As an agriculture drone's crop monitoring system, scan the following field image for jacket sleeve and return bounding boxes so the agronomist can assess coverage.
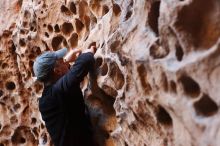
[53,52,95,93]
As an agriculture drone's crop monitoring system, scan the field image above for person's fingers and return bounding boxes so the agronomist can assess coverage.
[76,52,80,57]
[64,49,81,62]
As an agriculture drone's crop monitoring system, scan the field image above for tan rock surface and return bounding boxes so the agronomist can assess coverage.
[0,0,220,146]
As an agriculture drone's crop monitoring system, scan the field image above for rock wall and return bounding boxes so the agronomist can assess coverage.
[0,0,220,146]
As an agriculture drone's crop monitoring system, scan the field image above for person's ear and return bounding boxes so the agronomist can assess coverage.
[54,67,59,74]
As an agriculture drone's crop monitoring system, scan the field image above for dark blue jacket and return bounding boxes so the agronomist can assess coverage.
[39,52,95,146]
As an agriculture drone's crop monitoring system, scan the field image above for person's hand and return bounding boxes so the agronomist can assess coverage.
[82,46,96,54]
[64,48,81,62]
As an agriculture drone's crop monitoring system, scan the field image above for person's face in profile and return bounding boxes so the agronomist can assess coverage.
[54,59,70,77]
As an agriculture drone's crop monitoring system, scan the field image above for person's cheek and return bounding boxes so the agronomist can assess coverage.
[64,63,70,70]
[61,65,68,74]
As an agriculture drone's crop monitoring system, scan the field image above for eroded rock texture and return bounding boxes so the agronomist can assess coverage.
[0,0,220,146]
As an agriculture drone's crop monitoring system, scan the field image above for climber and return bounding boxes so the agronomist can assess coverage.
[33,46,97,146]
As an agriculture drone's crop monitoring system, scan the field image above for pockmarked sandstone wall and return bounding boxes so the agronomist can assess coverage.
[0,0,220,146]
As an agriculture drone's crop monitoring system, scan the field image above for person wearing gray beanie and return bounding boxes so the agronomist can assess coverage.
[33,46,98,146]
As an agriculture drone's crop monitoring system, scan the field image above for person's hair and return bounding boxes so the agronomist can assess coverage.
[37,70,54,83]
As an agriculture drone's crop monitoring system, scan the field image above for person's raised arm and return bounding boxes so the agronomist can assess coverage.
[53,46,96,93]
